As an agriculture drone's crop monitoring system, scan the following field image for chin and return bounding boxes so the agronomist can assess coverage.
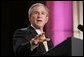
[36,24,44,29]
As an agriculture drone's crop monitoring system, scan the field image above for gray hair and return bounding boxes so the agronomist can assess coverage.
[28,3,49,17]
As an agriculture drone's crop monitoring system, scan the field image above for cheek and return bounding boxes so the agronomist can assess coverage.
[43,17,48,23]
[30,15,37,21]
[31,15,36,19]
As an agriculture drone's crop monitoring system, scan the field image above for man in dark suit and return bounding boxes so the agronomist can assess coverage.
[13,3,54,56]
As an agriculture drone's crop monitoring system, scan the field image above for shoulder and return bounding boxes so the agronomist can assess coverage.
[14,26,31,33]
[13,27,30,37]
[14,26,35,36]
[14,27,28,34]
[20,27,28,31]
[15,25,34,32]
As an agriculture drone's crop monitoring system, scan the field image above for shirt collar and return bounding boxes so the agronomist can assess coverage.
[31,24,43,35]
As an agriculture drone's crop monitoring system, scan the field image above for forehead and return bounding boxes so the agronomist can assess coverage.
[32,5,46,12]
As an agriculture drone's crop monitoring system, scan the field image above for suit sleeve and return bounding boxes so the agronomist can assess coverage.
[13,29,32,56]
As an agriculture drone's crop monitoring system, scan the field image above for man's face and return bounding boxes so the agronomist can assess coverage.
[29,5,48,29]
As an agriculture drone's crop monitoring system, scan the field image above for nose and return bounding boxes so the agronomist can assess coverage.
[37,14,41,19]
[37,16,41,18]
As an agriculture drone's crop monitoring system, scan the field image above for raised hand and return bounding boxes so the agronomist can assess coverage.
[31,32,50,45]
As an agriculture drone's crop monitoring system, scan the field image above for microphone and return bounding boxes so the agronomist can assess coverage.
[77,24,83,31]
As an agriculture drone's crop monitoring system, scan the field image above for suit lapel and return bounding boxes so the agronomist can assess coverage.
[25,26,38,41]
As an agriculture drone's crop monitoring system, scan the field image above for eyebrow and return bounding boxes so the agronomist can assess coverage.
[33,10,47,13]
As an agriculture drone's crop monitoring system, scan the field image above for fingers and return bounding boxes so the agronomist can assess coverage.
[32,32,50,45]
[35,32,45,39]
[43,38,50,41]
[31,38,39,45]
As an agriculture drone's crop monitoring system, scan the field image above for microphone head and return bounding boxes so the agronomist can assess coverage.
[77,24,83,31]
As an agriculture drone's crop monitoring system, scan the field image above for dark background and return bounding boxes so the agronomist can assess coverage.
[1,1,45,56]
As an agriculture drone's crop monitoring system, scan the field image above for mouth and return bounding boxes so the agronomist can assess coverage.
[37,19,42,22]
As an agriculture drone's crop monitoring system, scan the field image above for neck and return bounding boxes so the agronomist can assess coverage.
[31,24,43,32]
[38,28,43,32]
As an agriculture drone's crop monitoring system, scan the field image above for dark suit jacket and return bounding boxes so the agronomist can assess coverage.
[13,26,53,56]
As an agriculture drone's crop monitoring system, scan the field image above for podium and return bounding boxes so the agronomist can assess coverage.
[43,38,71,56]
[72,37,83,56]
